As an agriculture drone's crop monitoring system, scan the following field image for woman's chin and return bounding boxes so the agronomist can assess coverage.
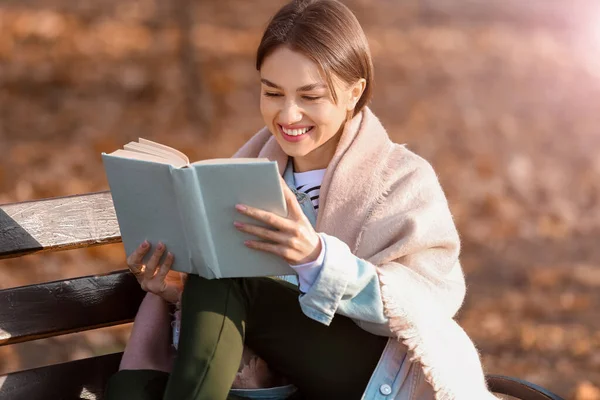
[275,139,313,158]
[283,147,313,158]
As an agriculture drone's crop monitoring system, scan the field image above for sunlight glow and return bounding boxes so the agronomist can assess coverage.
[593,21,600,48]
[79,387,97,400]
[581,9,600,80]
[590,5,600,50]
[0,328,10,341]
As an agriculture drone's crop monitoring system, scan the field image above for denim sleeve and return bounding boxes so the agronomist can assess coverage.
[297,233,389,332]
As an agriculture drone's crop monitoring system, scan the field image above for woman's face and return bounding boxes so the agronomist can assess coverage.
[259,47,364,172]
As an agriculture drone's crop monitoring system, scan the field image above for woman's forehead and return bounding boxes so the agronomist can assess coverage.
[260,47,327,89]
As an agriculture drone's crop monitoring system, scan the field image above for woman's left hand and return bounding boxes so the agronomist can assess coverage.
[234,178,321,265]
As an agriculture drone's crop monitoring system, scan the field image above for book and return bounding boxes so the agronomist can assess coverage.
[102,138,294,279]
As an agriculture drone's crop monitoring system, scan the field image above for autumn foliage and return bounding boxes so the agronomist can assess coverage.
[1,0,599,397]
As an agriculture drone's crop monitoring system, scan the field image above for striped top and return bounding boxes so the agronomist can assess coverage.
[293,168,326,212]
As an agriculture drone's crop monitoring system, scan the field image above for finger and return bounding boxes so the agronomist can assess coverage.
[278,175,293,197]
[144,242,165,280]
[234,221,290,243]
[236,205,294,231]
[179,272,188,285]
[279,176,303,216]
[128,263,145,277]
[244,240,294,262]
[155,252,174,281]
[126,241,150,266]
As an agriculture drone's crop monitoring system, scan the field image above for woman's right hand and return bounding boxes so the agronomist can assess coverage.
[126,241,186,305]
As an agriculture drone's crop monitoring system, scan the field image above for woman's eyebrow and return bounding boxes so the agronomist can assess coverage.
[261,79,280,89]
[297,83,327,92]
[260,79,326,92]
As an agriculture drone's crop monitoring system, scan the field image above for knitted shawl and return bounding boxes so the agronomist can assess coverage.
[234,108,498,399]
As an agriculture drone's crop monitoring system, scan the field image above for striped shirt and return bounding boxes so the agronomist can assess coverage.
[293,168,326,212]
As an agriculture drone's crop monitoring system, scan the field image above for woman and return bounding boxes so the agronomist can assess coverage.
[106,0,498,399]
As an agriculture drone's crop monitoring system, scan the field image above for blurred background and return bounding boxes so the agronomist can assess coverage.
[1,0,600,398]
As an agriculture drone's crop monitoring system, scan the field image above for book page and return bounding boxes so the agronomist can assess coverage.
[191,158,267,166]
[107,138,191,167]
[124,142,187,166]
[139,138,190,165]
[108,149,188,168]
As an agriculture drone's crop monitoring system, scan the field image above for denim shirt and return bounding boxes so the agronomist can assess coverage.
[228,161,414,399]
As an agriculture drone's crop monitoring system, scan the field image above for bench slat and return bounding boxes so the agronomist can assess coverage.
[0,352,121,400]
[0,271,144,346]
[0,191,121,259]
[0,355,565,400]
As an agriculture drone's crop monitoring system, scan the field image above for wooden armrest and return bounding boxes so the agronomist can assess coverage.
[487,375,565,400]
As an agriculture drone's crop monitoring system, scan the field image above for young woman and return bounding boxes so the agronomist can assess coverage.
[106,0,498,399]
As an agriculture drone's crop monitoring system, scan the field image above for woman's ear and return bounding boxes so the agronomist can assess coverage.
[347,78,367,112]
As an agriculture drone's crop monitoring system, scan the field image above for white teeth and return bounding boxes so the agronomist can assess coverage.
[282,126,311,136]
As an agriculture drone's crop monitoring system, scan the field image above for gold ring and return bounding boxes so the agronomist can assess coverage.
[129,263,145,275]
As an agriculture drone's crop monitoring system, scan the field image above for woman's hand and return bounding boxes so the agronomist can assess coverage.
[234,178,321,265]
[126,241,186,305]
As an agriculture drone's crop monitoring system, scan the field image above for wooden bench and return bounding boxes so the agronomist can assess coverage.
[0,191,565,400]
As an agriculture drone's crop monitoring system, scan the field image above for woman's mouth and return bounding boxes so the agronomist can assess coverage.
[278,124,314,142]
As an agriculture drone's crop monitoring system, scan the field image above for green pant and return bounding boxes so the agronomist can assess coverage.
[106,276,387,400]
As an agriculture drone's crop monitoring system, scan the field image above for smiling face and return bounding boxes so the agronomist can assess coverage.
[259,46,365,172]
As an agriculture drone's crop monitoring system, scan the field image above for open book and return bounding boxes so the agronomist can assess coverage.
[102,138,293,279]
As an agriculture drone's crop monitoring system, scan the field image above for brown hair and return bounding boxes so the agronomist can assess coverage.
[256,0,374,117]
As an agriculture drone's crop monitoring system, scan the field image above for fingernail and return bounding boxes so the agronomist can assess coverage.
[157,242,164,250]
[235,204,247,211]
[233,221,244,228]
[141,241,149,248]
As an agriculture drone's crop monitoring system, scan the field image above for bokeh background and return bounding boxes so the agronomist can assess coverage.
[1,0,600,398]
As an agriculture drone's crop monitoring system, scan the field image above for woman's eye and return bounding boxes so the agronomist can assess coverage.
[263,92,282,97]
[302,96,322,101]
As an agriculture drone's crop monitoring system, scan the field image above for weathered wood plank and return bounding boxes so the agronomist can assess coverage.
[0,270,144,346]
[0,352,122,400]
[0,191,121,259]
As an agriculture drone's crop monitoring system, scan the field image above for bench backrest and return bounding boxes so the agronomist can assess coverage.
[0,191,144,400]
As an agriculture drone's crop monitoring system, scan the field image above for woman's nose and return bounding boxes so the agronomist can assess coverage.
[279,102,303,124]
